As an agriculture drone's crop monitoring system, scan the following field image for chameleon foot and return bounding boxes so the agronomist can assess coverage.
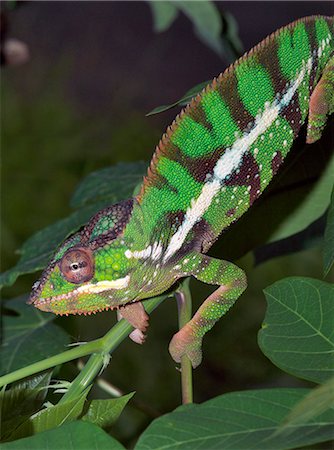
[117,301,149,344]
[169,323,203,368]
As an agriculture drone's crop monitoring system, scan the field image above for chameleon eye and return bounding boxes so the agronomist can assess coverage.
[60,248,94,284]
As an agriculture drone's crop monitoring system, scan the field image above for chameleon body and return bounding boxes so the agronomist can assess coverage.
[29,16,334,367]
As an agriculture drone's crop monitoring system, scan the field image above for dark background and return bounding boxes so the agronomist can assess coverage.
[2,2,333,446]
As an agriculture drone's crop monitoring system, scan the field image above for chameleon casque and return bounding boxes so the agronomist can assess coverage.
[29,16,334,368]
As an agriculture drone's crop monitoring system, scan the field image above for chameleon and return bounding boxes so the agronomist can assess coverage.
[29,16,334,368]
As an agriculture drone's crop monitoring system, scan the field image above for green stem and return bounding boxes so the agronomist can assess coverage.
[175,279,193,404]
[0,295,166,389]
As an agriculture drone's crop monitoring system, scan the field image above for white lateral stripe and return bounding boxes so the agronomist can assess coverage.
[125,241,163,261]
[151,242,163,260]
[125,246,151,259]
[75,276,130,294]
[163,58,311,262]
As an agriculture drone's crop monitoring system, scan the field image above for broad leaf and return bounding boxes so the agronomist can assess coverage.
[268,151,334,243]
[0,372,52,440]
[324,185,334,276]
[0,201,111,288]
[81,392,134,429]
[278,376,334,433]
[1,420,125,450]
[0,296,69,376]
[135,388,334,449]
[0,162,147,288]
[177,1,224,59]
[8,389,89,441]
[149,1,178,32]
[258,277,334,384]
[70,161,147,208]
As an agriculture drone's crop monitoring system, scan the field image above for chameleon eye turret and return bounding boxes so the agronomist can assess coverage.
[59,248,94,284]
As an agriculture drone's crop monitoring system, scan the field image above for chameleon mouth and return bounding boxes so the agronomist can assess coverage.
[29,276,131,306]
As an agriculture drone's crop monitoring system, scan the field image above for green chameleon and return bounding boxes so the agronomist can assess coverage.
[29,16,334,368]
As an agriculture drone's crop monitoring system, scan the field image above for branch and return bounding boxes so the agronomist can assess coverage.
[0,295,167,389]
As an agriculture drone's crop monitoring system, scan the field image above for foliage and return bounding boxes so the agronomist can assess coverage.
[149,1,243,63]
[1,3,333,448]
[1,297,69,375]
[1,158,333,448]
[1,421,125,450]
[324,185,334,276]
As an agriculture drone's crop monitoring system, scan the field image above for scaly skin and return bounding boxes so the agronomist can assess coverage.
[29,16,334,367]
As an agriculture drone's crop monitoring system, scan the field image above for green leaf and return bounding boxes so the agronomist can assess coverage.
[146,81,208,116]
[0,161,147,288]
[70,161,147,208]
[1,420,125,450]
[258,277,334,384]
[269,151,334,243]
[135,388,334,450]
[278,376,334,434]
[81,392,134,429]
[0,201,111,288]
[324,185,334,276]
[149,1,178,32]
[0,372,52,440]
[0,372,51,419]
[0,296,69,376]
[177,1,223,57]
[8,389,89,441]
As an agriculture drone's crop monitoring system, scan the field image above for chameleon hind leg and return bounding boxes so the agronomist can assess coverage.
[307,56,334,144]
[169,253,247,368]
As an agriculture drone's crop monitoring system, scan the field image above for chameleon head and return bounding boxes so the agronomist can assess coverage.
[28,242,132,315]
[28,200,136,315]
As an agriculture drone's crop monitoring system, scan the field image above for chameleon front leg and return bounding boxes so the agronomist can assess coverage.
[169,253,247,368]
[307,56,334,144]
[117,301,149,344]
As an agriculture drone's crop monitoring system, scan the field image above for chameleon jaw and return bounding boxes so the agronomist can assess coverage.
[30,276,131,307]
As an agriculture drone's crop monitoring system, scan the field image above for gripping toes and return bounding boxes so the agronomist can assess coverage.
[169,253,247,368]
[169,323,203,368]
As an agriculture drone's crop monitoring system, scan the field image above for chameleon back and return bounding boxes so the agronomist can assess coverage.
[124,16,333,261]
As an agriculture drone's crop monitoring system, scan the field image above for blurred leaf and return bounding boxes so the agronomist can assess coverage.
[277,376,334,435]
[254,214,326,266]
[146,81,208,116]
[177,1,223,58]
[258,277,334,384]
[8,389,89,441]
[324,185,334,276]
[0,162,147,288]
[0,372,52,440]
[0,202,109,288]
[0,296,69,376]
[149,1,178,32]
[1,421,125,450]
[135,388,334,449]
[81,392,134,429]
[70,161,147,208]
[222,11,243,56]
[269,152,334,243]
